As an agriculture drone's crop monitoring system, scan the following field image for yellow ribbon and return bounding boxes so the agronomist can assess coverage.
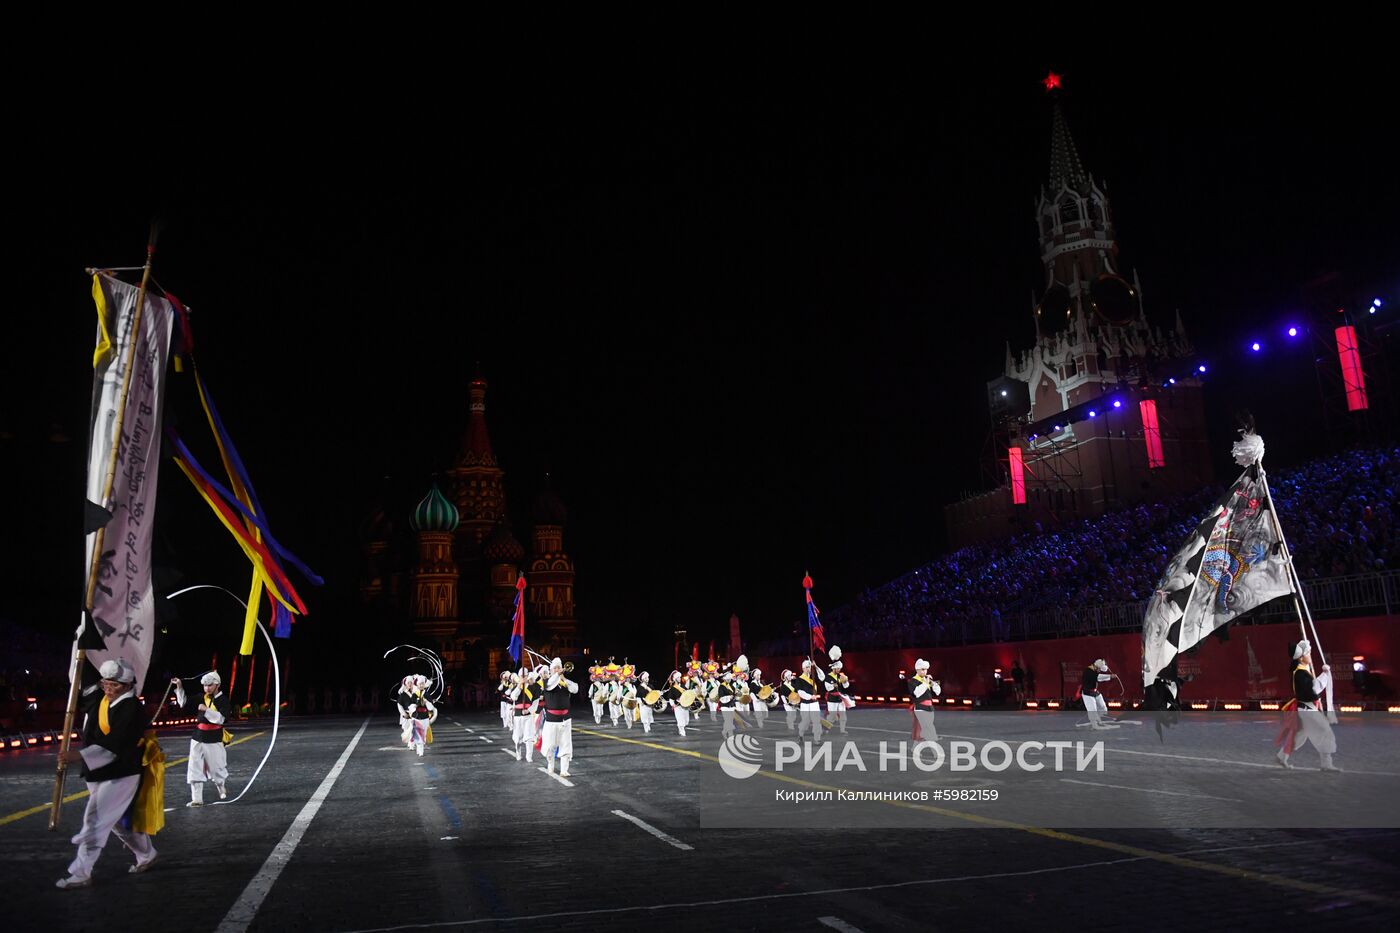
[130,731,166,836]
[98,696,111,735]
[91,275,114,369]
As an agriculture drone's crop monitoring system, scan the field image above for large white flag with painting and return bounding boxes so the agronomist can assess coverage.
[1142,462,1293,686]
[81,274,174,695]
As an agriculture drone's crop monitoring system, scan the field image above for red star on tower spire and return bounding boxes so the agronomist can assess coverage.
[1042,71,1063,92]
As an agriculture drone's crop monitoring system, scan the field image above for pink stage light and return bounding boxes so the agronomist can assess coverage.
[1139,399,1164,468]
[1335,325,1369,411]
[1009,447,1026,505]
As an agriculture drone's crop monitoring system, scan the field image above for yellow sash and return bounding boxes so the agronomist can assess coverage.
[98,696,111,735]
[130,731,166,835]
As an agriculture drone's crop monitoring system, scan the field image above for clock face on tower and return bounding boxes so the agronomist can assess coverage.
[1089,274,1136,326]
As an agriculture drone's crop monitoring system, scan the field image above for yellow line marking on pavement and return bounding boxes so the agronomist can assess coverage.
[0,731,267,827]
[575,726,1395,906]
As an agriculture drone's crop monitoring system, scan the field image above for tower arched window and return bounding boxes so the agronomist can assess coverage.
[1060,197,1081,225]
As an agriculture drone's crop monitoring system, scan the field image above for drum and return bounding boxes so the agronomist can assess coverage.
[678,688,698,709]
[624,697,639,710]
[757,685,773,701]
[643,689,662,705]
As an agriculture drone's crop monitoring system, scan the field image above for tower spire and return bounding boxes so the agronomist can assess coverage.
[1048,102,1087,192]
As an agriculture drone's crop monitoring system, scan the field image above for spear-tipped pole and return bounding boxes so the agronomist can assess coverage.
[50,229,158,830]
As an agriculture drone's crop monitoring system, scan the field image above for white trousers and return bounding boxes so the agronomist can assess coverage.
[798,703,824,742]
[1084,693,1107,726]
[512,709,538,752]
[608,701,622,724]
[400,714,412,744]
[541,719,573,768]
[784,706,797,729]
[1293,707,1338,755]
[639,704,654,731]
[187,740,228,787]
[708,700,718,721]
[500,701,511,727]
[591,700,605,723]
[914,709,939,743]
[67,775,155,881]
[753,703,767,726]
[827,703,848,732]
[673,705,689,735]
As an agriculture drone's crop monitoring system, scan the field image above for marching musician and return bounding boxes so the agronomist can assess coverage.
[588,665,607,724]
[1277,640,1340,771]
[498,670,514,730]
[822,646,853,735]
[1082,659,1114,730]
[780,669,798,730]
[55,659,159,888]
[718,669,739,738]
[637,671,656,734]
[541,658,578,778]
[794,659,824,744]
[397,675,418,747]
[908,658,940,742]
[173,670,232,807]
[509,668,541,762]
[705,663,721,722]
[606,664,624,727]
[663,670,689,737]
[750,666,769,729]
[619,668,638,731]
[407,678,438,757]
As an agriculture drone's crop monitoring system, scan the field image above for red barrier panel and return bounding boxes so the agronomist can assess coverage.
[759,615,1399,703]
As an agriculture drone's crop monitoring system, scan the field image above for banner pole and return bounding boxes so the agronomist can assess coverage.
[50,233,157,831]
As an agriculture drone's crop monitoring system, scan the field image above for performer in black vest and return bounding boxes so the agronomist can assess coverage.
[540,658,579,778]
[397,675,418,747]
[174,671,232,806]
[56,659,158,888]
[1081,659,1114,730]
[908,658,940,742]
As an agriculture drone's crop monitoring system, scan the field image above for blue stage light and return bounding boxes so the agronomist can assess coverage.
[1287,327,1298,337]
[1251,341,1261,352]
[1088,410,1097,418]
[1198,364,1207,373]
[1112,400,1122,409]
[1168,377,1176,384]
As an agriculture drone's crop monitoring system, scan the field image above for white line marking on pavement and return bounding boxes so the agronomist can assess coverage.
[478,736,493,743]
[440,836,459,841]
[376,746,412,751]
[537,767,574,788]
[1060,778,1242,802]
[499,748,524,760]
[611,809,693,850]
[163,807,176,812]
[329,831,1400,933]
[818,917,867,933]
[461,727,475,733]
[216,717,371,933]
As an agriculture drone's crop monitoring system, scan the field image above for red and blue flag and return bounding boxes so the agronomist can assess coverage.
[507,574,527,664]
[804,573,825,653]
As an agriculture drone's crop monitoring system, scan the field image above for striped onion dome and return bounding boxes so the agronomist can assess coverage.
[409,483,459,533]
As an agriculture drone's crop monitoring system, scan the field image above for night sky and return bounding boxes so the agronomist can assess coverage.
[6,53,1398,677]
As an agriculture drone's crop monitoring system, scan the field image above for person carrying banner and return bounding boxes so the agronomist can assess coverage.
[56,659,159,888]
[173,671,232,806]
[1276,640,1340,771]
[795,659,825,744]
[509,668,540,762]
